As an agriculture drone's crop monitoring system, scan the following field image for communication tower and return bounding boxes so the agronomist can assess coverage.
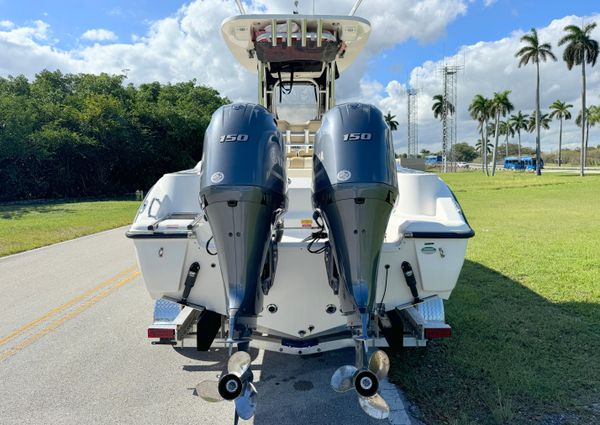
[407,88,418,158]
[439,65,462,172]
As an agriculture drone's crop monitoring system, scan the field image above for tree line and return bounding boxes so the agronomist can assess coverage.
[476,22,598,176]
[429,22,599,176]
[0,70,229,201]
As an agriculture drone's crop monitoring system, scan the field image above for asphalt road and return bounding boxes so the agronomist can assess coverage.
[0,228,412,425]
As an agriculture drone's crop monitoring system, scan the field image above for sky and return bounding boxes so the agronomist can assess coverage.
[1,0,599,153]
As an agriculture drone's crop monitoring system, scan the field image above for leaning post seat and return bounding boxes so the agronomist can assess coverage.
[254,29,340,63]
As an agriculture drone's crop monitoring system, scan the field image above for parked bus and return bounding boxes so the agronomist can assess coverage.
[503,156,544,171]
[425,155,442,166]
[503,157,523,170]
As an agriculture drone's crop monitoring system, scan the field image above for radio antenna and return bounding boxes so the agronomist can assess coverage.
[349,0,364,16]
[234,0,246,14]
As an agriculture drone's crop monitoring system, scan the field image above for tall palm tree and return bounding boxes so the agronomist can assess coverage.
[469,95,492,175]
[490,91,514,176]
[527,111,551,132]
[384,112,399,131]
[499,120,515,158]
[515,28,557,175]
[509,111,529,158]
[558,22,599,176]
[549,100,573,166]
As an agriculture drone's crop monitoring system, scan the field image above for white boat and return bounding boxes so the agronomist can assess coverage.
[128,5,473,421]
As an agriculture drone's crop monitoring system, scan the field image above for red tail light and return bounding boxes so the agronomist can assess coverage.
[424,327,452,339]
[148,328,175,339]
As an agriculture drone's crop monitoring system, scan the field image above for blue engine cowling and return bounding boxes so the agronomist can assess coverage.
[200,103,286,340]
[313,103,398,333]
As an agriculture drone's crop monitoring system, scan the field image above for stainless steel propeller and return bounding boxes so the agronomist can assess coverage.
[235,382,257,420]
[330,349,391,420]
[358,393,390,420]
[368,349,390,381]
[196,351,257,422]
[228,350,251,376]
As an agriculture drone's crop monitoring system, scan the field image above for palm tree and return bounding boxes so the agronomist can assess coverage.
[431,94,455,119]
[475,139,493,158]
[575,106,599,162]
[589,106,600,158]
[384,112,399,131]
[590,104,600,128]
[528,111,551,166]
[469,95,492,175]
[432,94,456,170]
[499,120,515,158]
[515,28,557,175]
[549,100,573,166]
[527,111,551,132]
[490,91,514,176]
[509,111,529,158]
[558,22,599,176]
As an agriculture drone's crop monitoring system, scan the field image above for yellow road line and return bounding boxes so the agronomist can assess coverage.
[0,271,140,363]
[0,266,137,347]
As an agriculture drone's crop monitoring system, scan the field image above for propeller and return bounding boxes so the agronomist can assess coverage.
[330,349,391,420]
[196,351,257,422]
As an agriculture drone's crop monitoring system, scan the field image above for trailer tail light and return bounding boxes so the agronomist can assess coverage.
[424,326,452,339]
[148,328,175,339]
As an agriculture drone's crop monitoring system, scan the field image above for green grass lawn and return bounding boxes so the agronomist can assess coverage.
[390,172,600,424]
[0,200,139,257]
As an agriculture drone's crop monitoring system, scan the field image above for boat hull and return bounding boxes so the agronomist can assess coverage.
[128,167,472,349]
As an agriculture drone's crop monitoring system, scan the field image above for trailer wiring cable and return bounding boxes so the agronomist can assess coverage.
[205,236,218,256]
[306,230,328,254]
[379,264,390,306]
[278,69,295,101]
[305,210,328,254]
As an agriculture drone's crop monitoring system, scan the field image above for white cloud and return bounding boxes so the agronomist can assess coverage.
[0,20,15,29]
[483,0,497,7]
[0,0,467,104]
[81,28,118,42]
[107,7,123,17]
[368,14,600,153]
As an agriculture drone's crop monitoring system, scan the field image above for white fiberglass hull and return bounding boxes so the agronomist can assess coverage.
[128,166,472,348]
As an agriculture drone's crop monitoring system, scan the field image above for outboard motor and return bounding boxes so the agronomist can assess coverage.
[200,103,286,344]
[313,103,397,333]
[314,103,398,419]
